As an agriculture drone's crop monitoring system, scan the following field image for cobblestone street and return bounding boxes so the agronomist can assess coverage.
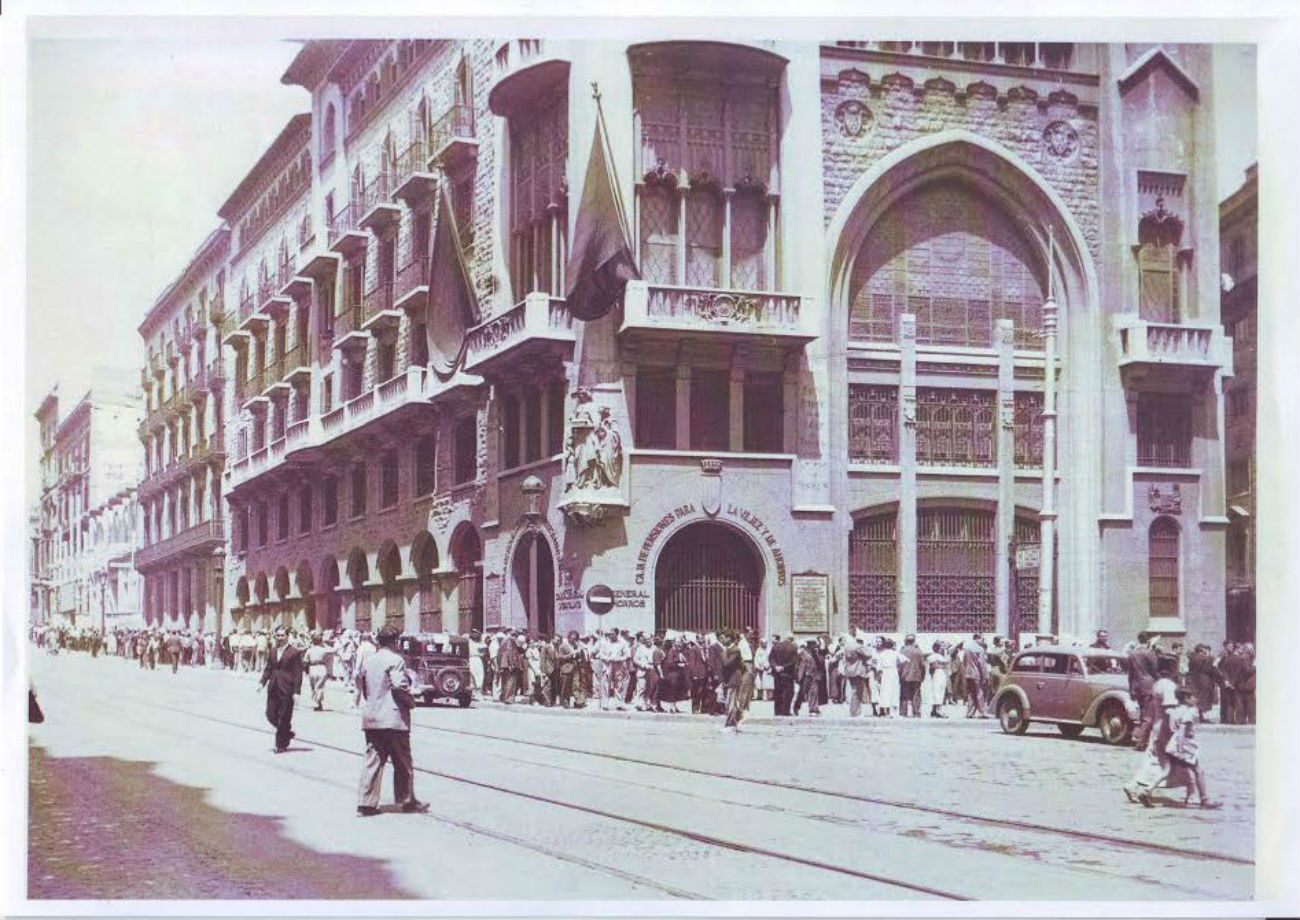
[26,650,1254,901]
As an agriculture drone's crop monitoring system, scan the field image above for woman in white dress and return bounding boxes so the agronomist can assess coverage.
[866,637,883,716]
[875,638,901,717]
[926,641,950,718]
[753,639,772,702]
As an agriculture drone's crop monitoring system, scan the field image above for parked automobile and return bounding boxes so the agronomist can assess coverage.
[399,634,473,708]
[992,646,1139,744]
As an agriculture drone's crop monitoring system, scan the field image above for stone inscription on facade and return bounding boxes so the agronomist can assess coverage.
[634,504,698,585]
[723,504,788,586]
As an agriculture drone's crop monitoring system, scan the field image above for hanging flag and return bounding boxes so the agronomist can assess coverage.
[426,179,477,382]
[565,88,639,322]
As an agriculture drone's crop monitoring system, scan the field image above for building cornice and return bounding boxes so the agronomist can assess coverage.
[217,113,313,223]
[138,226,232,337]
[281,39,351,90]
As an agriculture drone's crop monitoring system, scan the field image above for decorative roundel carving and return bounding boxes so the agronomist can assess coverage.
[1042,120,1080,160]
[834,99,873,139]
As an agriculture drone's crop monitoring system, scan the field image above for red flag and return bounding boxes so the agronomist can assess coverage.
[565,105,638,322]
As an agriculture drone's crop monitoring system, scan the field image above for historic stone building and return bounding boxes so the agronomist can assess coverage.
[142,39,1233,646]
[32,379,142,628]
[135,228,231,630]
[1220,163,1256,643]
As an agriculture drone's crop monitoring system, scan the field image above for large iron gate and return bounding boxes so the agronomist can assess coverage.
[917,507,996,633]
[655,523,762,635]
[849,512,898,632]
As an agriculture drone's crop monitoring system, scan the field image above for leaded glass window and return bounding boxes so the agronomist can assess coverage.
[639,184,678,284]
[685,187,723,288]
[849,181,1045,348]
[509,86,568,300]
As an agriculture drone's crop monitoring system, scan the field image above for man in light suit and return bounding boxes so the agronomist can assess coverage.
[356,625,427,816]
[258,626,304,753]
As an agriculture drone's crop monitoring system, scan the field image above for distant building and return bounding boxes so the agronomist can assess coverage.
[31,378,142,628]
[1219,163,1257,643]
[135,228,231,632]
[136,40,1234,646]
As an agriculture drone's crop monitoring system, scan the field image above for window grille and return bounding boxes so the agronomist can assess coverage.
[916,389,996,467]
[848,385,898,463]
[1148,518,1180,618]
[1013,391,1045,468]
[849,512,897,631]
[1013,517,1040,635]
[917,507,996,632]
[1137,397,1192,468]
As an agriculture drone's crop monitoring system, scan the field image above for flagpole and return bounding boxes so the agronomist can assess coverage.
[589,81,631,246]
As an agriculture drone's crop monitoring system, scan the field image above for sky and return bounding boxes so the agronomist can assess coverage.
[24,38,307,501]
[23,38,1259,505]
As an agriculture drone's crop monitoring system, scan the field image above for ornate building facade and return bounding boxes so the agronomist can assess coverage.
[135,228,231,631]
[32,380,142,628]
[1220,163,1256,643]
[139,39,1234,646]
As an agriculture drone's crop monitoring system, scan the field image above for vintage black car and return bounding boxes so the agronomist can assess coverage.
[399,634,473,708]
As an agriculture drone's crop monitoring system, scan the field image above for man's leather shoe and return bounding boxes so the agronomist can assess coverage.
[356,806,381,817]
[401,800,430,813]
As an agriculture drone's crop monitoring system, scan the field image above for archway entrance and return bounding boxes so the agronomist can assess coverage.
[655,522,763,635]
[511,531,555,637]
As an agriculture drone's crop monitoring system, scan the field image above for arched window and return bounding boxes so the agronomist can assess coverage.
[1148,517,1180,618]
[849,181,1046,348]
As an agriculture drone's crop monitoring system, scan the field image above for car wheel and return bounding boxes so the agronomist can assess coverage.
[998,697,1029,735]
[1098,702,1132,745]
[458,693,472,709]
[1057,723,1085,738]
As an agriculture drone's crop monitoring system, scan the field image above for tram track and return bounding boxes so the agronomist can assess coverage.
[141,699,972,901]
[396,712,1254,869]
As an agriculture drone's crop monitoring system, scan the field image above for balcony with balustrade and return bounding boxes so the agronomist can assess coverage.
[327,202,367,256]
[333,292,368,352]
[358,172,400,232]
[428,104,477,169]
[1113,315,1233,389]
[240,365,270,412]
[393,140,437,202]
[394,257,430,314]
[135,518,224,571]
[239,287,270,336]
[361,282,401,334]
[620,280,815,349]
[464,292,576,380]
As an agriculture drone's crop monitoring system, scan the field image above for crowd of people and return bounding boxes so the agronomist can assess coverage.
[30,622,1254,730]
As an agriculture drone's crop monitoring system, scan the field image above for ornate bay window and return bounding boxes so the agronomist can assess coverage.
[632,45,781,292]
[508,86,568,301]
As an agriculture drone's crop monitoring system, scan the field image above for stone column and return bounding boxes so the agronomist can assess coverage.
[995,319,1016,639]
[898,314,918,633]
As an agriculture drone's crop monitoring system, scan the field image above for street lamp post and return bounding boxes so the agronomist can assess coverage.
[1039,230,1058,637]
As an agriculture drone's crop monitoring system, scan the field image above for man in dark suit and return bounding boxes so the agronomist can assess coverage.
[685,637,708,713]
[898,634,926,718]
[1127,631,1160,749]
[259,626,304,753]
[768,634,798,716]
[705,634,725,715]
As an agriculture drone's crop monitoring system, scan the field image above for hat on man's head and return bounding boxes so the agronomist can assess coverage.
[377,624,402,646]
